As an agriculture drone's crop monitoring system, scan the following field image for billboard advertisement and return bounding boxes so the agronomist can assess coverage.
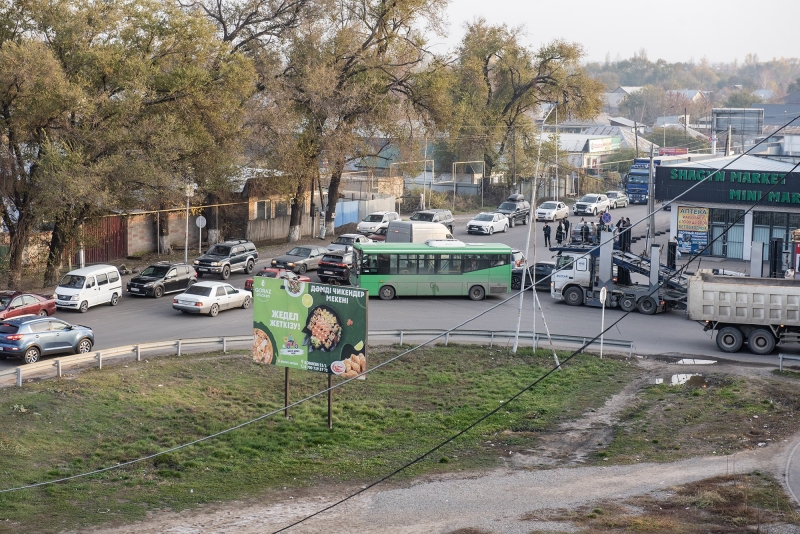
[252,277,367,377]
[676,206,709,255]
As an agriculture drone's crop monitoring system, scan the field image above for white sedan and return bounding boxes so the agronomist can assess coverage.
[467,212,509,235]
[535,201,569,221]
[172,281,252,317]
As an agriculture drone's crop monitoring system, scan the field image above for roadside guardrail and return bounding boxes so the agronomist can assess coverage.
[0,330,634,388]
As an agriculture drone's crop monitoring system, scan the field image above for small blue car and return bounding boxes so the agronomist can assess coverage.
[0,315,94,364]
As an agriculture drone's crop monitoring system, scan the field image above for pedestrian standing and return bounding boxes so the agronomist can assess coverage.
[555,222,564,245]
[622,218,632,252]
[590,221,598,244]
[563,217,571,243]
[580,221,590,244]
[543,221,551,247]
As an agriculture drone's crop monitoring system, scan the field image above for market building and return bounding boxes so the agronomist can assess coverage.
[655,155,800,261]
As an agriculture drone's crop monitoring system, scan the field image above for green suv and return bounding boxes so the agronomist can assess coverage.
[193,240,259,280]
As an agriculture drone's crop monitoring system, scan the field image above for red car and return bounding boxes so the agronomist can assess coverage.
[0,291,57,319]
[244,268,311,292]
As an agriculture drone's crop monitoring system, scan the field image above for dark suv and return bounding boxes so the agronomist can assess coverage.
[409,209,455,233]
[127,262,197,298]
[496,194,530,228]
[193,240,258,280]
[317,250,354,285]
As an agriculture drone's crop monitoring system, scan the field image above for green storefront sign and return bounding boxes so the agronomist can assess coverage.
[252,277,368,377]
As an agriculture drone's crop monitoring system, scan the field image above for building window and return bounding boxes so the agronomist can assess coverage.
[709,208,745,259]
[275,201,288,217]
[256,200,272,220]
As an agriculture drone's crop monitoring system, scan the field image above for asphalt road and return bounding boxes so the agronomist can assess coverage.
[1,202,795,371]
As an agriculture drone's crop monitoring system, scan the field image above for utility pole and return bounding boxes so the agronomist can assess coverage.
[634,121,639,156]
[554,103,559,201]
[647,144,655,254]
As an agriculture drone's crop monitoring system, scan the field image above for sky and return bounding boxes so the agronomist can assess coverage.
[432,0,797,64]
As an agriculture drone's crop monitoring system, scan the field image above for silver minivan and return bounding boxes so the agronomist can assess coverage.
[55,265,123,313]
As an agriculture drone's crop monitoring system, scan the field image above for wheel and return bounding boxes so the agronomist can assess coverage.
[523,214,529,225]
[748,328,775,355]
[469,285,485,301]
[241,295,252,309]
[503,224,508,233]
[76,338,93,354]
[619,295,637,312]
[37,309,48,316]
[448,225,454,234]
[297,263,307,275]
[564,286,583,306]
[488,226,494,235]
[509,218,515,228]
[716,326,743,352]
[319,277,328,284]
[637,296,657,315]
[220,265,231,280]
[23,346,40,364]
[109,293,119,306]
[196,272,204,278]
[245,260,255,274]
[379,285,395,300]
[153,286,164,298]
[511,274,522,290]
[79,300,89,313]
[209,303,219,317]
[592,209,597,216]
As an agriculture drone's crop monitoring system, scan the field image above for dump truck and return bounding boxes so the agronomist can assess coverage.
[686,271,800,354]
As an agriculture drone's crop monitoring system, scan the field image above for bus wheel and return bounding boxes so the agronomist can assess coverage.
[469,285,485,301]
[716,326,743,352]
[379,285,395,300]
[748,328,775,355]
[564,286,582,306]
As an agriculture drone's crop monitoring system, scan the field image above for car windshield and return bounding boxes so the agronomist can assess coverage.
[206,245,230,256]
[579,195,598,203]
[334,237,354,244]
[140,265,170,277]
[184,285,212,296]
[474,213,494,221]
[498,202,517,210]
[373,227,387,235]
[539,202,557,209]
[59,274,86,288]
[607,192,618,198]
[364,214,383,222]
[286,247,310,257]
[410,212,434,221]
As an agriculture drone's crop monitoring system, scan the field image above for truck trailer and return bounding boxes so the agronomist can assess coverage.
[686,271,800,354]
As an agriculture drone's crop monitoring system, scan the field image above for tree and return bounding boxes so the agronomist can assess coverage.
[723,90,761,108]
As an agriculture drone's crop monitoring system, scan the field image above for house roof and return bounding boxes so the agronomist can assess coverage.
[667,89,708,102]
[609,117,637,128]
[783,92,800,104]
[603,93,627,109]
[582,126,658,152]
[612,86,642,94]
[752,89,774,100]
[545,133,616,152]
[667,155,798,173]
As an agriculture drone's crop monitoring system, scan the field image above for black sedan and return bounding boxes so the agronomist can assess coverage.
[511,261,556,291]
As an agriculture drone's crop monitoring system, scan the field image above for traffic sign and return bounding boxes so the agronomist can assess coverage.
[196,215,207,228]
[601,212,611,224]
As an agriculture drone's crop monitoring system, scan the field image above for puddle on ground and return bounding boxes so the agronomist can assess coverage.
[674,358,716,365]
[649,374,708,387]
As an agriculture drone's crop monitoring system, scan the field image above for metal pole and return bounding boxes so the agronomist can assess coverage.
[452,162,456,211]
[647,145,655,252]
[328,374,333,429]
[284,367,290,419]
[555,104,559,202]
[184,196,189,265]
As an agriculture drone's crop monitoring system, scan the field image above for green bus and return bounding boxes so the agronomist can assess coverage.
[351,241,513,300]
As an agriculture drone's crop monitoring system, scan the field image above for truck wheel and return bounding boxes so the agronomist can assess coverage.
[564,286,583,306]
[748,328,775,355]
[619,295,637,312]
[469,285,485,301]
[379,285,395,300]
[716,326,743,353]
[637,296,657,315]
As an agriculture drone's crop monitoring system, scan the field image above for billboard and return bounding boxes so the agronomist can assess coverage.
[676,206,709,255]
[659,147,688,156]
[252,277,367,377]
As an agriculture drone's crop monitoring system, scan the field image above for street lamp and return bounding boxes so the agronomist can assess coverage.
[184,182,196,265]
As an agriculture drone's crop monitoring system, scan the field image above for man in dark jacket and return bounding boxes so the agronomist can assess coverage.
[580,222,590,244]
[543,221,551,247]
[563,217,571,243]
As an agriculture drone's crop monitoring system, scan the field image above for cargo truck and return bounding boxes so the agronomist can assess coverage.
[686,271,800,354]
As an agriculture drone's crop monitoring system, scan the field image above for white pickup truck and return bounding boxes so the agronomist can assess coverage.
[573,194,611,216]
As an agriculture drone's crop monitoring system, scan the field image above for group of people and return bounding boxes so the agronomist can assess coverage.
[542,214,633,251]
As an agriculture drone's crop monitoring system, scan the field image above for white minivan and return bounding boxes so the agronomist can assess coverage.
[55,265,123,313]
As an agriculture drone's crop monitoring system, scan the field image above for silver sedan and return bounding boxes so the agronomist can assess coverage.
[172,281,252,317]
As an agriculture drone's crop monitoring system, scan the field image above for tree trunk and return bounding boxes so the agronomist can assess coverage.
[43,214,78,287]
[158,207,172,254]
[325,159,344,236]
[5,218,32,290]
[287,177,307,243]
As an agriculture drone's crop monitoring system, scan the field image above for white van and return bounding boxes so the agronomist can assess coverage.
[385,221,454,243]
[55,265,123,313]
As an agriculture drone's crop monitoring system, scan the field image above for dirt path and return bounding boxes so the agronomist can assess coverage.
[84,358,800,534]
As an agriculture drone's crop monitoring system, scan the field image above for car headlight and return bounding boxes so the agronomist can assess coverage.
[144,282,154,287]
[211,261,220,267]
[193,260,199,265]
[271,260,277,265]
[70,295,80,301]
[287,262,295,267]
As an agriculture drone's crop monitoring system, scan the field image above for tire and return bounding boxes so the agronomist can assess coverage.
[379,285,395,300]
[241,295,252,309]
[716,326,743,352]
[220,265,231,280]
[79,301,89,313]
[502,224,508,233]
[637,296,658,315]
[511,274,522,291]
[196,272,204,278]
[592,209,597,216]
[509,218,515,228]
[23,346,40,364]
[619,295,637,312]
[297,263,307,275]
[748,328,775,355]
[37,309,48,317]
[488,226,494,235]
[153,286,164,298]
[564,286,583,306]
[523,214,529,225]
[209,303,219,317]
[319,277,328,284]
[109,293,119,306]
[76,338,93,354]
[448,225,454,234]
[245,260,255,274]
[469,285,485,301]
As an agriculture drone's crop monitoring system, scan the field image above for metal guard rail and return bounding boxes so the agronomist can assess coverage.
[0,331,633,388]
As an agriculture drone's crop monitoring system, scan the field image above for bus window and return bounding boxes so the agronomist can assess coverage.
[377,254,391,274]
[437,255,461,274]
[361,254,379,274]
[419,254,435,274]
[398,254,417,275]
[464,255,479,273]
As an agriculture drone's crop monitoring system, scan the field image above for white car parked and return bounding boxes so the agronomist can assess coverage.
[327,233,373,251]
[535,201,569,221]
[172,281,252,317]
[356,211,400,235]
[573,194,611,216]
[466,212,509,235]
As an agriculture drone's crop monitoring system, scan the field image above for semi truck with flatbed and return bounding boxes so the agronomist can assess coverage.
[686,271,800,354]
